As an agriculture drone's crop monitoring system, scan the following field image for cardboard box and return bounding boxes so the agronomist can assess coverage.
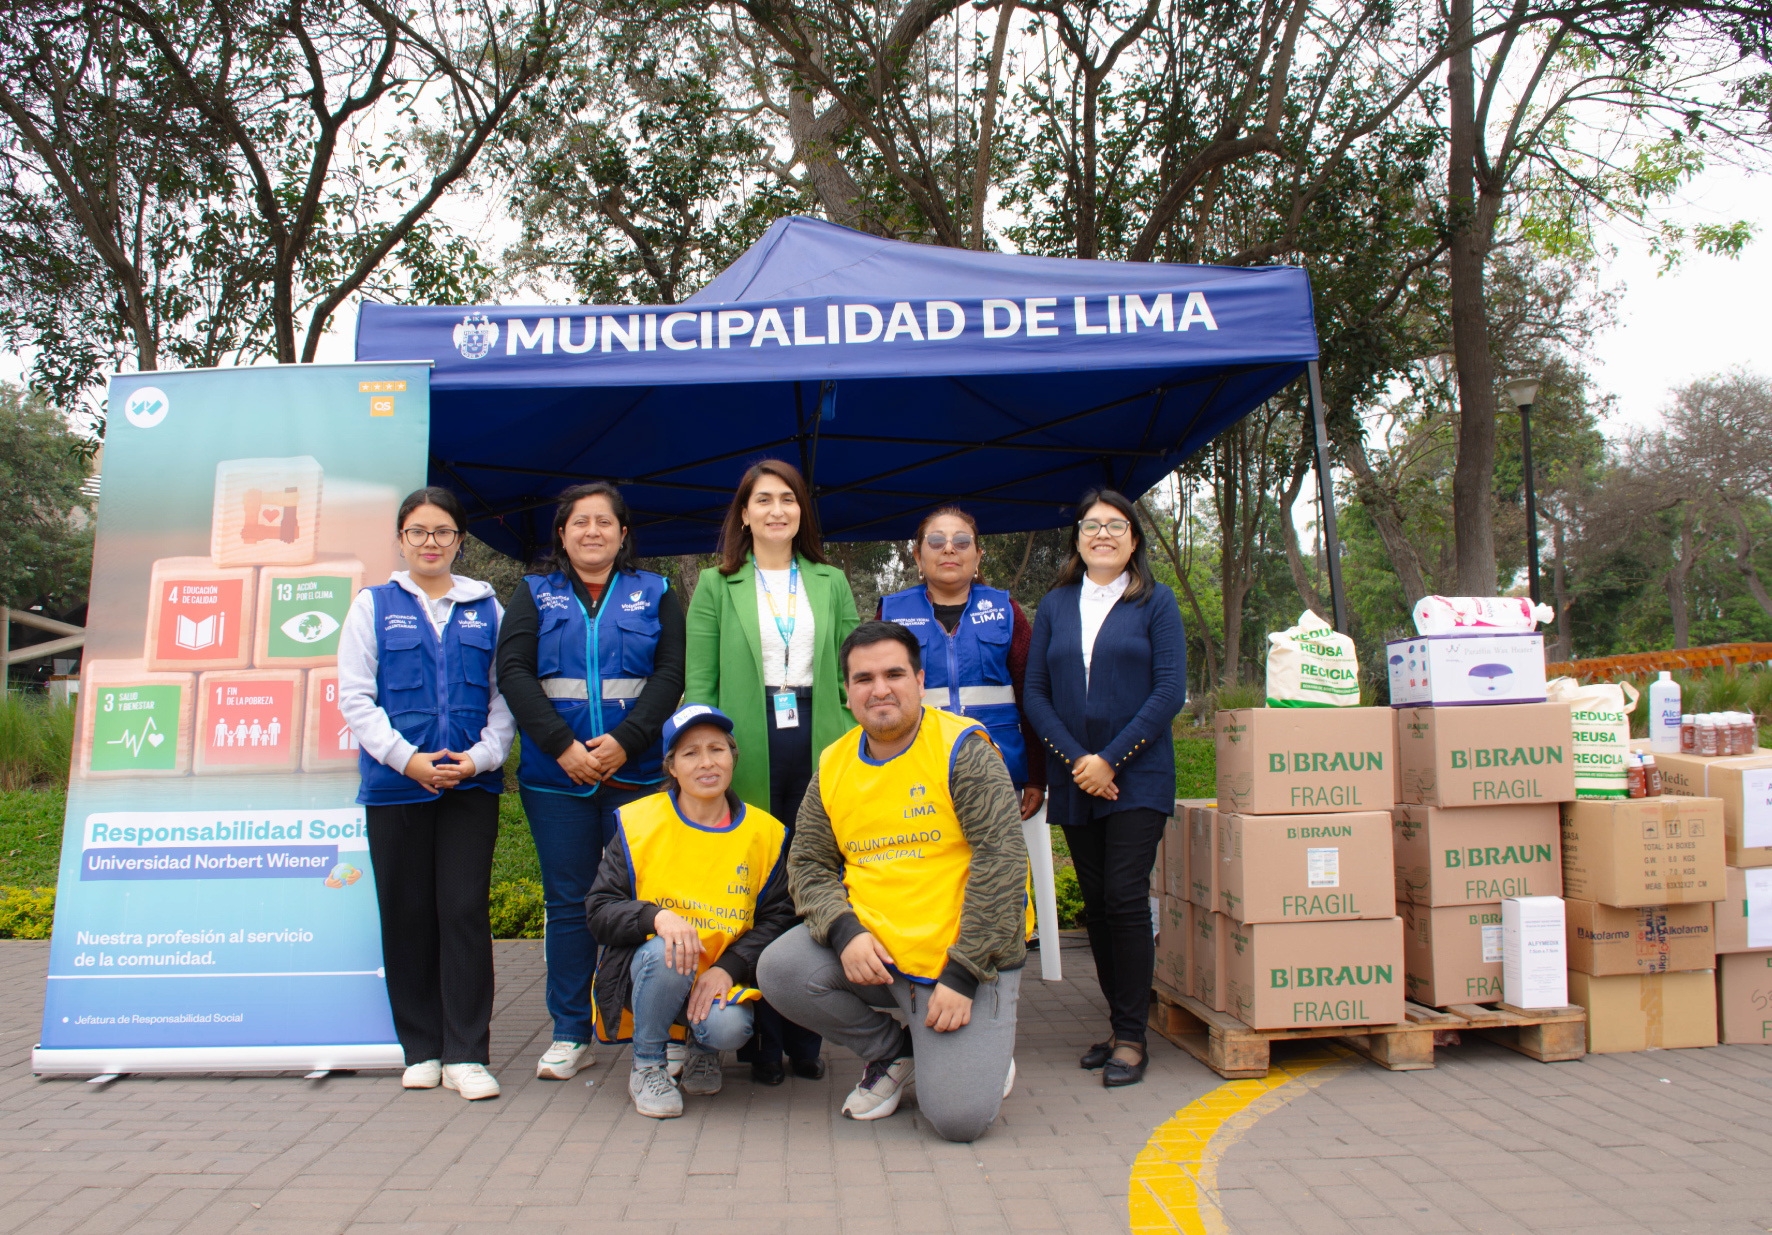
[1717,952,1772,1044]
[1656,752,1772,868]
[1165,808,1198,900]
[1502,896,1567,1008]
[194,670,306,774]
[1565,900,1715,975]
[253,556,364,669]
[1215,707,1394,815]
[1188,808,1217,910]
[300,666,360,773]
[144,557,257,672]
[1386,632,1548,707]
[1400,901,1504,1007]
[1216,811,1393,923]
[1392,803,1562,906]
[1567,970,1717,1053]
[1224,916,1404,1030]
[76,659,196,778]
[211,455,324,567]
[1396,703,1575,807]
[1192,908,1229,1012]
[1715,865,1772,955]
[1154,896,1189,997]
[1560,798,1726,907]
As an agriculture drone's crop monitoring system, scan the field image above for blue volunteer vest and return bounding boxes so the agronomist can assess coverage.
[357,582,505,806]
[518,569,668,794]
[880,584,1028,785]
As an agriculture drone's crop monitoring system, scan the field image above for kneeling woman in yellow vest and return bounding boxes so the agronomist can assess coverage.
[584,704,797,1119]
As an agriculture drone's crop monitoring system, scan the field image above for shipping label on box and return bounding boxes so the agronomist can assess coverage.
[1392,803,1562,906]
[1155,896,1189,997]
[1216,811,1393,923]
[301,667,361,773]
[1564,899,1714,975]
[144,558,256,672]
[194,670,306,774]
[1396,703,1575,807]
[1715,866,1772,955]
[77,660,195,779]
[1560,797,1726,907]
[1717,952,1772,1045]
[1224,916,1404,1030]
[1502,895,1567,1008]
[1401,901,1504,1007]
[254,557,364,669]
[211,456,324,567]
[1192,908,1229,1012]
[1386,632,1548,707]
[1567,970,1717,1054]
[1189,809,1217,910]
[1215,707,1394,815]
[1656,753,1772,868]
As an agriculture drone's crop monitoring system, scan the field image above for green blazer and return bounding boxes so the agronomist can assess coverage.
[683,555,860,811]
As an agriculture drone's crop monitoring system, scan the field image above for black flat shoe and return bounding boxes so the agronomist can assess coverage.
[1079,1039,1116,1070]
[1102,1044,1148,1088]
[751,1060,786,1086]
[789,1056,826,1080]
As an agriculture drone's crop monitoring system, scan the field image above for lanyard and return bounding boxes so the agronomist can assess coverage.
[757,558,799,678]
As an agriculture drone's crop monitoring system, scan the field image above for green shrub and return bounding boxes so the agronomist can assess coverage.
[1054,865,1085,929]
[488,879,545,938]
[0,695,75,789]
[0,885,54,938]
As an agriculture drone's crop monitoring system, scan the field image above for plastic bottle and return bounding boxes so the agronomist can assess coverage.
[1735,712,1756,755]
[1412,595,1556,636]
[1626,753,1646,798]
[1680,713,1697,754]
[1699,714,1719,756]
[1648,672,1681,753]
[1642,751,1661,798]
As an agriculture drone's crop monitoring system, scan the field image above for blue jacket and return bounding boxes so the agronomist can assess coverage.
[357,582,505,806]
[1023,578,1186,825]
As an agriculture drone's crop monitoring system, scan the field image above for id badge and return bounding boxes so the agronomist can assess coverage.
[773,690,800,729]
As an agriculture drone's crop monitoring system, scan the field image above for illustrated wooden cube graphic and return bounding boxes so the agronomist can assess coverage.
[78,660,195,778]
[254,556,365,669]
[194,670,305,774]
[210,456,323,567]
[144,557,256,672]
[302,667,361,772]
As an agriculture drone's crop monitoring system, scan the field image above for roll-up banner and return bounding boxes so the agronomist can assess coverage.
[33,363,431,1076]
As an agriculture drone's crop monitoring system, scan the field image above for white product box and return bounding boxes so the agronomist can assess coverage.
[1502,895,1567,1009]
[1386,632,1547,707]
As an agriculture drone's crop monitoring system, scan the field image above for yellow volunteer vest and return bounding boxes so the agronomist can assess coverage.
[819,707,993,982]
[593,790,786,1043]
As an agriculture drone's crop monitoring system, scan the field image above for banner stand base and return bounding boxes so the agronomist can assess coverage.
[33,1043,405,1077]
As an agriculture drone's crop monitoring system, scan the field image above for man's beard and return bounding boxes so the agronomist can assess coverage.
[861,699,920,744]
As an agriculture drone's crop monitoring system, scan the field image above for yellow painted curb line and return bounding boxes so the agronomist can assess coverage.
[1128,1047,1355,1233]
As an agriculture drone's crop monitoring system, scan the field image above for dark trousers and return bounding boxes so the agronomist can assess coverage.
[1063,807,1165,1043]
[366,789,500,1065]
[748,690,823,1065]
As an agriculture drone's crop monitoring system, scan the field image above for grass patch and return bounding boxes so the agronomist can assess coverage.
[493,794,542,886]
[1,787,65,888]
[0,695,75,790]
[1175,735,1215,799]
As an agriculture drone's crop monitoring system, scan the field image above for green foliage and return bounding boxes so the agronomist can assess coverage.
[488,880,546,939]
[493,794,543,886]
[0,885,54,939]
[1053,866,1085,930]
[0,787,65,887]
[0,695,75,790]
[1174,736,1215,799]
[0,386,94,616]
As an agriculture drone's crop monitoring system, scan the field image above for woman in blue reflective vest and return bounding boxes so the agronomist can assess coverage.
[495,482,686,1084]
[877,506,1047,820]
[338,486,516,1102]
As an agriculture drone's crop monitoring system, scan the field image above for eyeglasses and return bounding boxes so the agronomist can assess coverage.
[401,527,461,547]
[924,533,975,551]
[1079,519,1130,538]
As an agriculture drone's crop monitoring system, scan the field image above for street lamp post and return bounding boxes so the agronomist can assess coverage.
[1505,377,1543,605]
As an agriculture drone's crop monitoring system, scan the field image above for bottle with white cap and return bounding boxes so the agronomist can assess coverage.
[1648,671,1681,753]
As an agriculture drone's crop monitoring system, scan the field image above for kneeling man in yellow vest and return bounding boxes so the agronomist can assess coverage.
[758,621,1029,1142]
[586,704,796,1119]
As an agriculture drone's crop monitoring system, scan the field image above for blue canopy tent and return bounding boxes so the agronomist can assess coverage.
[355,216,1346,626]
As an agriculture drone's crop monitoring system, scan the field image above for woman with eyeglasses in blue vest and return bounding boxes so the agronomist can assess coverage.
[495,482,686,1084]
[337,486,516,1101]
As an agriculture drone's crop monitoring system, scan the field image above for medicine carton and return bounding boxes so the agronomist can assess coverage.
[1215,810,1393,924]
[1154,896,1189,998]
[1656,752,1772,868]
[1714,866,1772,955]
[1717,953,1772,1045]
[1224,916,1405,1030]
[77,660,196,778]
[1392,803,1562,906]
[1188,808,1218,910]
[144,557,257,672]
[1192,909,1230,1012]
[1215,707,1394,815]
[1386,632,1548,707]
[1501,895,1567,1008]
[1560,798,1725,907]
[254,556,365,669]
[1396,703,1575,807]
[211,456,323,567]
[1567,970,1717,1053]
[1563,900,1714,975]
[194,670,306,774]
[1400,901,1504,1007]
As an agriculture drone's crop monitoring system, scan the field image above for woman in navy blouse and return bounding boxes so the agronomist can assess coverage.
[1024,489,1185,1088]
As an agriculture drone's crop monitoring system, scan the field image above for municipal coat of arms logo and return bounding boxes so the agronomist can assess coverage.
[454,313,498,360]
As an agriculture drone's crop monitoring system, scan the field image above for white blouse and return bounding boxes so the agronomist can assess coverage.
[1079,571,1130,686]
[756,568,817,687]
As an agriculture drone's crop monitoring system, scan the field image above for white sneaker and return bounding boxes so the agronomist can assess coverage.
[402,1059,442,1089]
[441,1062,501,1100]
[629,1064,684,1119]
[679,1048,723,1096]
[536,1040,594,1080]
[665,1041,687,1078]
[842,1053,914,1121]
[1003,1057,1017,1099]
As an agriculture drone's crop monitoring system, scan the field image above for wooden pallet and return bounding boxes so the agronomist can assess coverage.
[1149,987,1586,1078]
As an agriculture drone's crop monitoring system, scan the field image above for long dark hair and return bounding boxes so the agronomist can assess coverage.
[1051,488,1154,603]
[550,482,639,577]
[716,459,830,575]
[397,486,467,533]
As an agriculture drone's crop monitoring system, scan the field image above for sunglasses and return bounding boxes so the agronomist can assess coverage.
[924,533,975,551]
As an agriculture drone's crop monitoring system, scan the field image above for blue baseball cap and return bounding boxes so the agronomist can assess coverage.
[662,704,736,754]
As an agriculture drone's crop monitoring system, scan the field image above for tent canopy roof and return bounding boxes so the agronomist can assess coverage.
[354,216,1317,558]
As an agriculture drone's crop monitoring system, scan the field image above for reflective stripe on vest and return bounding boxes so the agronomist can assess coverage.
[541,676,647,701]
[923,685,1016,708]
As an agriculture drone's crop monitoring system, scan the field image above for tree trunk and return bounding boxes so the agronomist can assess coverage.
[1721,501,1772,620]
[1277,454,1330,618]
[1341,432,1430,605]
[1666,516,1697,649]
[1549,517,1573,663]
[676,555,703,605]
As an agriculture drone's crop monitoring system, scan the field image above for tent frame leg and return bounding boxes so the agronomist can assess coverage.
[1306,361,1349,634]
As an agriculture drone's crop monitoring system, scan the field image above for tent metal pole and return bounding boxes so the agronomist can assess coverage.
[1306,360,1348,633]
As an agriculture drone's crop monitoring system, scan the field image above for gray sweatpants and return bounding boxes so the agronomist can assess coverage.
[758,924,1020,1142]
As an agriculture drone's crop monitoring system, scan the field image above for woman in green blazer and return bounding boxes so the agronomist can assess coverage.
[684,457,859,1082]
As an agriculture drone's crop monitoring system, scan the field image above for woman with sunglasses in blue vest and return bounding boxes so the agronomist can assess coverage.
[338,487,516,1101]
[495,482,686,1084]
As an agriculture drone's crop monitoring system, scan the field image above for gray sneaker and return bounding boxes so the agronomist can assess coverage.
[680,1048,724,1096]
[628,1064,683,1119]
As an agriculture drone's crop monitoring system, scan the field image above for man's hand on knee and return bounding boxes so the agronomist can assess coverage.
[925,982,972,1032]
[840,932,896,986]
